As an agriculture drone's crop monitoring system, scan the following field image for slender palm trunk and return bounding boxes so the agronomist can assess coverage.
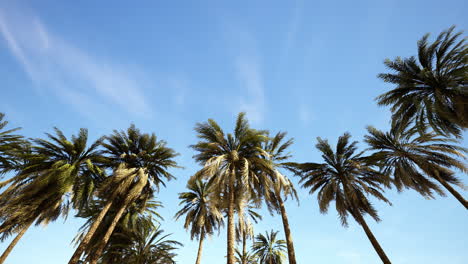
[68,199,114,264]
[0,221,33,264]
[354,212,391,264]
[88,170,147,264]
[276,192,297,264]
[87,199,130,264]
[195,231,205,264]
[434,173,468,209]
[242,231,247,263]
[226,172,236,264]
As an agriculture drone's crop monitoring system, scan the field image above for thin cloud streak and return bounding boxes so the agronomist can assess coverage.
[0,8,152,117]
[235,54,266,123]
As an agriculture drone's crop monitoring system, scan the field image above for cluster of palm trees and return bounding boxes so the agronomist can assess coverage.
[0,123,181,264]
[0,26,466,264]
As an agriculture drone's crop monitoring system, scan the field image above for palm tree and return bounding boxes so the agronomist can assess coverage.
[175,179,224,264]
[235,199,262,264]
[103,223,182,264]
[74,194,163,262]
[235,248,258,264]
[263,132,298,264]
[190,112,274,264]
[0,128,102,264]
[75,125,179,264]
[252,230,287,264]
[0,113,25,176]
[289,133,393,264]
[376,26,467,137]
[365,124,467,209]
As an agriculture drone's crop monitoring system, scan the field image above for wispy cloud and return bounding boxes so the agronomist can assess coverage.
[0,7,152,117]
[167,76,189,108]
[283,0,303,58]
[337,250,363,264]
[235,54,266,123]
[299,103,313,124]
[224,24,266,124]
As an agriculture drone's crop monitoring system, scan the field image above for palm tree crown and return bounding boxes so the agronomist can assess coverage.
[0,128,102,264]
[293,133,391,226]
[365,124,467,208]
[0,128,102,235]
[252,230,287,264]
[377,26,467,137]
[0,113,25,175]
[175,179,224,240]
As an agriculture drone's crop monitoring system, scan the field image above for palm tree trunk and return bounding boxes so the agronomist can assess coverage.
[242,231,247,264]
[354,212,391,264]
[195,231,204,264]
[0,221,33,264]
[68,199,114,264]
[88,170,148,264]
[434,173,468,209]
[276,193,297,264]
[87,199,130,264]
[226,172,236,264]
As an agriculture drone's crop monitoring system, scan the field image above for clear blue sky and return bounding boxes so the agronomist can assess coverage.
[0,0,467,263]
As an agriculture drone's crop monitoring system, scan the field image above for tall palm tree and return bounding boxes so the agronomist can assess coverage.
[75,125,179,264]
[0,113,25,176]
[376,26,467,137]
[263,132,298,264]
[190,112,274,264]
[252,230,287,264]
[289,133,393,264]
[365,124,467,209]
[78,125,178,264]
[175,179,224,264]
[0,128,102,264]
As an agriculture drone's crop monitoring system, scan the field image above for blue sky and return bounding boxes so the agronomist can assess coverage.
[0,0,467,263]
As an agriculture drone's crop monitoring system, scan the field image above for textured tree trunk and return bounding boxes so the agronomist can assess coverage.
[277,192,297,264]
[242,231,247,264]
[226,172,236,264]
[195,231,204,264]
[354,212,391,264]
[68,199,114,264]
[87,199,129,264]
[0,221,33,264]
[434,173,468,209]
[88,170,147,264]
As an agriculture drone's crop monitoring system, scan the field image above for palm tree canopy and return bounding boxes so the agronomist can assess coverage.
[235,199,262,241]
[235,248,258,264]
[288,133,391,226]
[102,224,182,264]
[0,113,26,175]
[365,124,467,198]
[190,112,274,209]
[263,132,298,214]
[0,128,102,239]
[376,26,468,137]
[174,179,224,240]
[100,124,179,192]
[252,230,287,264]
